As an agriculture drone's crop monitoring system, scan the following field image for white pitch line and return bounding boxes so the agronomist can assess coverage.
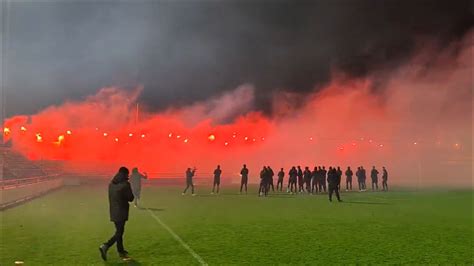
[146,208,208,266]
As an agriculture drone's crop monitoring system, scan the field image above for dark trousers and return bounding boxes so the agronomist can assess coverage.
[183,182,194,194]
[259,182,268,196]
[328,185,340,201]
[277,179,284,191]
[319,180,326,192]
[382,179,388,191]
[305,179,311,192]
[346,178,352,190]
[106,221,126,253]
[212,179,220,193]
[372,179,378,190]
[269,179,275,191]
[298,178,304,192]
[240,178,248,192]
[289,179,297,193]
[311,178,318,193]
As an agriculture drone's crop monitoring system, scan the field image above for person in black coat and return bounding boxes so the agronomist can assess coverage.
[99,167,134,261]
[327,167,342,202]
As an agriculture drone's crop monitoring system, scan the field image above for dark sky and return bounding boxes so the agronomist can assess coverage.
[2,0,472,116]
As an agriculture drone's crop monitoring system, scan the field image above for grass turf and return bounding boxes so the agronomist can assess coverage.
[1,185,472,265]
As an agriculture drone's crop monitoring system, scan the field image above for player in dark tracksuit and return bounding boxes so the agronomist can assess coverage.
[336,167,342,191]
[319,166,327,193]
[303,167,312,193]
[311,167,319,194]
[297,166,304,193]
[288,166,298,194]
[277,168,285,192]
[382,167,388,191]
[327,167,342,202]
[371,166,379,191]
[182,167,196,195]
[267,166,275,192]
[240,164,249,194]
[345,167,353,191]
[211,165,222,194]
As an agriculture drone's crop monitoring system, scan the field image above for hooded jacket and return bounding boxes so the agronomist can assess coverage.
[109,170,134,222]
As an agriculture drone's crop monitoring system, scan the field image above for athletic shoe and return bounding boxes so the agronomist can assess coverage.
[211,192,214,195]
[119,250,130,259]
[192,194,196,196]
[181,193,185,196]
[99,244,108,261]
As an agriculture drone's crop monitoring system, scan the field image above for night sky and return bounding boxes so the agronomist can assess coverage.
[1,0,472,116]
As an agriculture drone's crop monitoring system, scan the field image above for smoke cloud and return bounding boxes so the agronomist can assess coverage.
[4,31,472,187]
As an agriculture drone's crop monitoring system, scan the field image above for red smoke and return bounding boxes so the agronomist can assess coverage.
[4,32,472,186]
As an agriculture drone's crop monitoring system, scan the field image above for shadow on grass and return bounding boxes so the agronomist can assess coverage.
[106,258,142,265]
[138,207,165,211]
[342,201,391,205]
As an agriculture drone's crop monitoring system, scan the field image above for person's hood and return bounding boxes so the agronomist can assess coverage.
[111,172,128,184]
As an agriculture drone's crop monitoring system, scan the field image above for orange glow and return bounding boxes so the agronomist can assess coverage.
[168,133,173,138]
[129,133,133,137]
[36,133,43,143]
[184,138,189,143]
[224,142,229,146]
[20,126,27,132]
[208,134,216,141]
[114,137,119,142]
[66,130,72,135]
[3,127,10,135]
[103,133,108,137]
[141,134,146,138]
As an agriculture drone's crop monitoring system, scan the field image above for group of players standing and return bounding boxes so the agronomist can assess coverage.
[183,164,389,202]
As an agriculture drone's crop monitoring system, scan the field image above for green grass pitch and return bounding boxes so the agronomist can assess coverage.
[1,185,472,265]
